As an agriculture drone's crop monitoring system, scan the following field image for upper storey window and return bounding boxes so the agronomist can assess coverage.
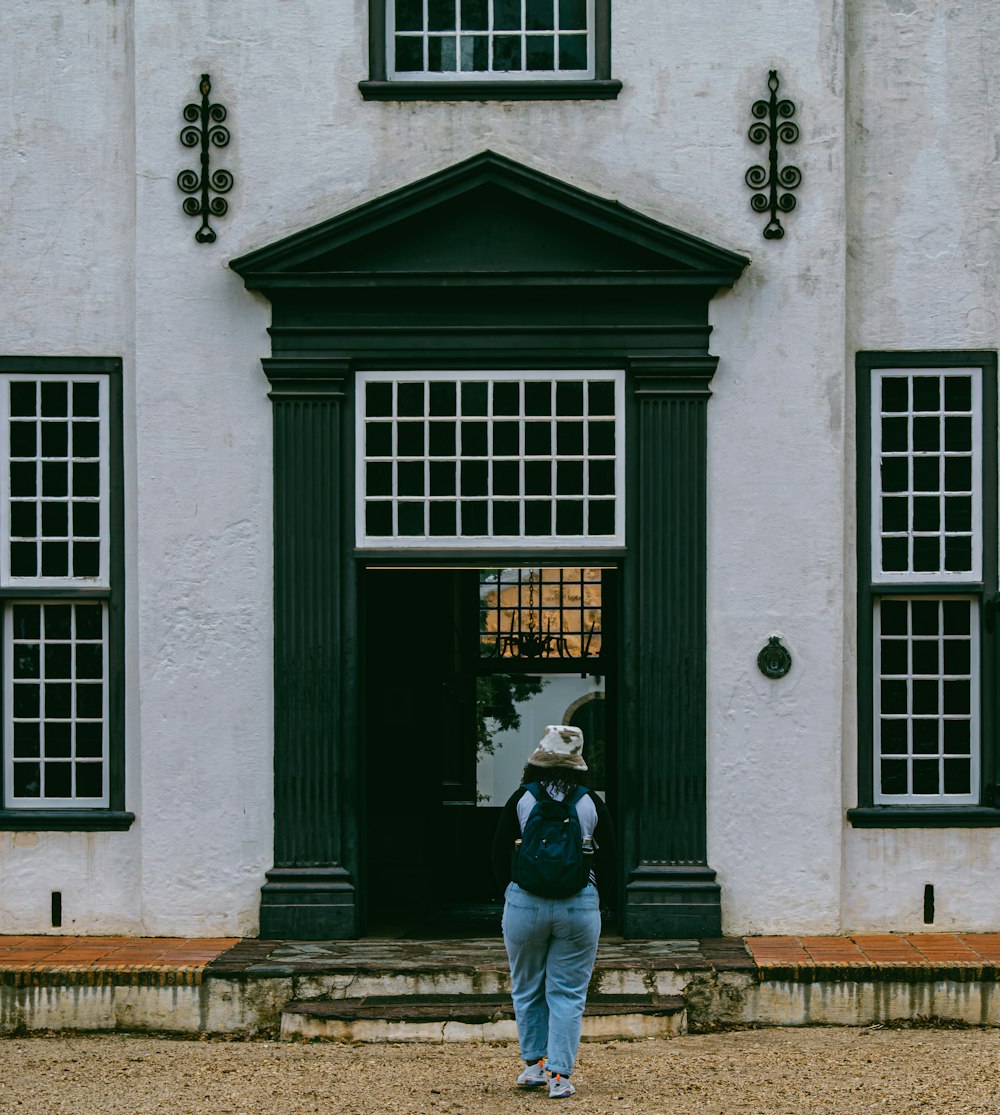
[390,0,593,80]
[361,0,620,100]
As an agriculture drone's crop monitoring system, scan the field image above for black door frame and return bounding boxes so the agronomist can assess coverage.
[231,152,749,938]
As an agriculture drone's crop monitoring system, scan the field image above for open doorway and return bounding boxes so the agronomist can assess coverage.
[362,566,615,937]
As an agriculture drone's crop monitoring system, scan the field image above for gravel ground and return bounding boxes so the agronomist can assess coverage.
[2,1029,999,1114]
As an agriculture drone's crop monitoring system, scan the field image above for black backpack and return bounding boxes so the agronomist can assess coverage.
[510,782,589,898]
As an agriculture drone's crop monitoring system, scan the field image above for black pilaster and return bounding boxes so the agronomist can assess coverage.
[259,358,359,939]
[622,358,721,938]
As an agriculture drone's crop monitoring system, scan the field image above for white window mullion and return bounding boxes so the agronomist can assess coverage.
[548,379,557,538]
[455,379,463,537]
[518,380,526,537]
[391,380,399,538]
[486,380,494,537]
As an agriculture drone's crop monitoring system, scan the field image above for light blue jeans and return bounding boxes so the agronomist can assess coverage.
[502,881,601,1078]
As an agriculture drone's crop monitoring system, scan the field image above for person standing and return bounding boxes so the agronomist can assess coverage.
[491,724,616,1099]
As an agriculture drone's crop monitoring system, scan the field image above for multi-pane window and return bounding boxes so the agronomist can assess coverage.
[858,354,997,811]
[388,0,594,79]
[875,597,978,803]
[0,361,122,816]
[874,371,980,581]
[357,371,624,548]
[1,378,108,584]
[6,602,108,805]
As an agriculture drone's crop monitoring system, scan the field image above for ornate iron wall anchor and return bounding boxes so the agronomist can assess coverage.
[177,74,233,243]
[745,71,801,240]
[757,636,792,679]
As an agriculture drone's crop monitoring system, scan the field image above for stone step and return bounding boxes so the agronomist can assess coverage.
[280,993,686,1043]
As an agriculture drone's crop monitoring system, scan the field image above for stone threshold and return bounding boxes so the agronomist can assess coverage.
[4,934,1000,1037]
[2,933,999,981]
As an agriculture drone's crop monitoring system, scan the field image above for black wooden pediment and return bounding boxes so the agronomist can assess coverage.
[231,151,748,292]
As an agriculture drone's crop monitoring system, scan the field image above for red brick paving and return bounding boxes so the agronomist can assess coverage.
[0,936,237,971]
[748,933,1000,968]
[3,934,1000,978]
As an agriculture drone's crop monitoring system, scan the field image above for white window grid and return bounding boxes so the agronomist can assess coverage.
[357,370,624,549]
[387,0,595,80]
[873,596,979,805]
[3,601,109,808]
[0,375,110,589]
[871,368,982,583]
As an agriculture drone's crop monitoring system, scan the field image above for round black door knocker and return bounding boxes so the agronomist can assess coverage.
[757,636,792,679]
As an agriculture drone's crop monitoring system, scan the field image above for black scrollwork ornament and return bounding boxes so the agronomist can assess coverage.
[177,74,233,243]
[745,71,802,240]
[757,636,792,680]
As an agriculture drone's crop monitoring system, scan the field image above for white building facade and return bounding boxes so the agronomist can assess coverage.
[1,0,998,938]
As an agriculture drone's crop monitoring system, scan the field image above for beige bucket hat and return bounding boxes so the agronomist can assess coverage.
[526,724,587,771]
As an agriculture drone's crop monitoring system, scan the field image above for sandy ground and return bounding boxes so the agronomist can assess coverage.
[1,1028,998,1114]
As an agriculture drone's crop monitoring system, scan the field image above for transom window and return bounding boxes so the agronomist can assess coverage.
[388,0,594,79]
[856,354,997,815]
[357,371,624,548]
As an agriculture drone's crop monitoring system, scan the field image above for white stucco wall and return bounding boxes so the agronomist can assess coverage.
[0,0,144,933]
[841,0,1000,932]
[0,0,276,935]
[0,0,996,935]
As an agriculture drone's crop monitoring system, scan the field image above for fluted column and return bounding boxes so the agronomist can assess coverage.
[259,358,359,938]
[622,358,721,937]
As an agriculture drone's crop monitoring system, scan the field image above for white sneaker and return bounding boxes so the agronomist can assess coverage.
[549,1074,576,1098]
[516,1059,547,1087]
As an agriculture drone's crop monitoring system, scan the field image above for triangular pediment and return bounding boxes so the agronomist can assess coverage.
[231,152,748,290]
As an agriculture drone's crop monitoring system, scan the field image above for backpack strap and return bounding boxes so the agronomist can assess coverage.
[524,782,588,807]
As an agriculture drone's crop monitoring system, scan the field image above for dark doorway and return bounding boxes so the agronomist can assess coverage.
[362,566,614,937]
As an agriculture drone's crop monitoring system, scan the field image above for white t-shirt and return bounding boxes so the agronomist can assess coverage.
[515,784,598,841]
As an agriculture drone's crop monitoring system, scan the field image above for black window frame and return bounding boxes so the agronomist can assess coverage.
[849,350,1000,828]
[0,356,132,831]
[360,0,621,100]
